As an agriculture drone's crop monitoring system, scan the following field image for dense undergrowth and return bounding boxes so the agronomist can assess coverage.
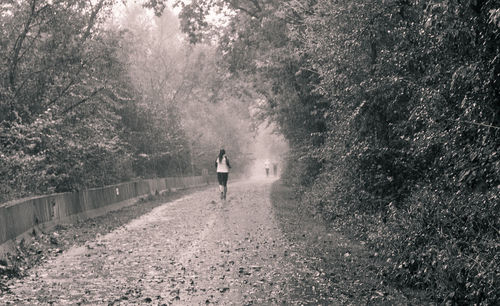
[270,180,434,304]
[257,1,500,304]
[2,0,499,303]
[283,157,499,304]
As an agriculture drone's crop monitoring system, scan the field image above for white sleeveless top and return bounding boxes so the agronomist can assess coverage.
[216,156,229,173]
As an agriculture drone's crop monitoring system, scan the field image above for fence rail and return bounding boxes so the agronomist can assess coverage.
[0,174,211,258]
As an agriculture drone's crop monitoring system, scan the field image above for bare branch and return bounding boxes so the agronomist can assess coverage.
[61,87,104,114]
[249,0,262,12]
[9,0,37,90]
[227,0,260,18]
[81,0,106,42]
[446,119,500,130]
[45,63,87,109]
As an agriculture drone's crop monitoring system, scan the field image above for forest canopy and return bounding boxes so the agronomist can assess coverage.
[143,0,500,303]
[1,0,499,303]
[0,0,254,202]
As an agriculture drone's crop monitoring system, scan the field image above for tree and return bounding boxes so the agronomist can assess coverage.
[0,0,136,199]
[115,3,254,176]
[145,0,499,302]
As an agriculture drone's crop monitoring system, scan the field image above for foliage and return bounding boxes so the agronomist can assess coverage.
[116,4,254,176]
[0,109,132,200]
[380,188,499,304]
[1,1,254,202]
[165,0,500,303]
[290,0,500,303]
[1,0,498,302]
[0,0,134,201]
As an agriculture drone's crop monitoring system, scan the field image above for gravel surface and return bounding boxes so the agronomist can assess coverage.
[0,179,339,305]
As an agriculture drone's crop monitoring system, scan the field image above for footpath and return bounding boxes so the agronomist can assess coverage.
[0,179,425,305]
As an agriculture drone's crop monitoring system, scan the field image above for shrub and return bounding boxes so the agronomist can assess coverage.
[368,187,500,304]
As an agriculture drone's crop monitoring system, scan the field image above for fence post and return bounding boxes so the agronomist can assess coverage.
[202,168,209,184]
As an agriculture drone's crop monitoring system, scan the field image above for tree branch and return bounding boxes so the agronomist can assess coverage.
[45,63,87,109]
[61,87,104,114]
[9,0,37,91]
[446,119,500,130]
[81,0,106,42]
[227,0,260,18]
[249,0,262,13]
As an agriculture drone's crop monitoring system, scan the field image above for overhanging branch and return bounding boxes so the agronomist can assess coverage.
[61,87,104,114]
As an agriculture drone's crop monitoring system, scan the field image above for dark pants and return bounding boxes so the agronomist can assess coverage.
[217,172,229,186]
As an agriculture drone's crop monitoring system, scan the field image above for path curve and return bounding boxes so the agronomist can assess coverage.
[0,179,338,305]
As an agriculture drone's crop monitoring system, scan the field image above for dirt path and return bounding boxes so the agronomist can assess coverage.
[0,179,338,305]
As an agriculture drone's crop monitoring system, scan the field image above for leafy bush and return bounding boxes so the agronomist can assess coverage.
[271,1,500,303]
[374,188,500,304]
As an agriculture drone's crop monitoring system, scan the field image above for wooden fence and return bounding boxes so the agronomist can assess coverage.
[0,175,212,258]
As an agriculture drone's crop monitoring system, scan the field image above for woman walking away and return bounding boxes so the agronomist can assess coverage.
[215,149,231,200]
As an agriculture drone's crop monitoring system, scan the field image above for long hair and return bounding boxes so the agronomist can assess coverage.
[218,149,225,162]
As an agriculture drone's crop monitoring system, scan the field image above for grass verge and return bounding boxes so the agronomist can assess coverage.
[270,180,432,305]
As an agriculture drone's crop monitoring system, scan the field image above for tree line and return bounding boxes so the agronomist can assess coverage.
[149,0,499,303]
[1,0,499,303]
[0,0,253,202]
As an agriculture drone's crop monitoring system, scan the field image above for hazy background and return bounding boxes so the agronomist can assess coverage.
[245,122,288,179]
